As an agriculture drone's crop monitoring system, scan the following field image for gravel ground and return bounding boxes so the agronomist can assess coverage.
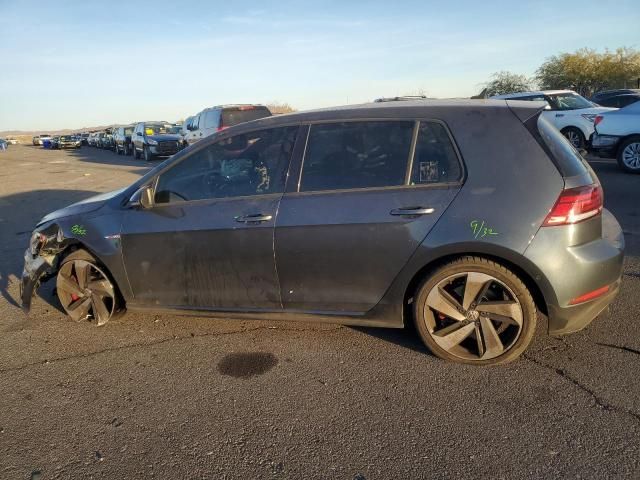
[0,145,638,479]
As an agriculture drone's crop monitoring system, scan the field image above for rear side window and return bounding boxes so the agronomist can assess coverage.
[221,107,272,128]
[410,122,462,184]
[534,114,589,178]
[300,121,414,192]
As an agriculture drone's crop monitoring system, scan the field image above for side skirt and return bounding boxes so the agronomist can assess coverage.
[126,303,404,329]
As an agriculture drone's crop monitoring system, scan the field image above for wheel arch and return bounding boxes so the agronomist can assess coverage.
[401,250,551,327]
[51,239,126,306]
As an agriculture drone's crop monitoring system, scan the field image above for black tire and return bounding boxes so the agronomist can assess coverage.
[116,144,122,155]
[56,249,125,325]
[616,135,640,174]
[124,143,130,156]
[143,145,153,162]
[133,145,140,159]
[561,127,586,150]
[413,256,537,365]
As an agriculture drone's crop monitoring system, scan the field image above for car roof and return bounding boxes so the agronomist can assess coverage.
[218,99,545,131]
[200,104,269,112]
[491,90,574,99]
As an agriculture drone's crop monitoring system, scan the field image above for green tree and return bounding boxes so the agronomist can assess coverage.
[536,47,640,96]
[479,71,534,98]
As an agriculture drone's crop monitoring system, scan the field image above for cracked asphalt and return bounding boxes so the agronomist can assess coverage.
[0,146,639,479]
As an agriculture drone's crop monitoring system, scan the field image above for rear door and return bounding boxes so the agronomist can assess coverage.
[274,120,464,313]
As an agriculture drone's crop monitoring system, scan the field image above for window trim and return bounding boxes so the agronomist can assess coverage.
[294,118,465,195]
[149,125,301,207]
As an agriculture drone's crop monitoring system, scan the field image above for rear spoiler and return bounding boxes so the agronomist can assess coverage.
[505,100,548,123]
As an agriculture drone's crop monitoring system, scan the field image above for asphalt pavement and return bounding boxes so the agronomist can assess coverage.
[0,145,638,479]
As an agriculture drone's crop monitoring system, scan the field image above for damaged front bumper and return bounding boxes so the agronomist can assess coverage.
[20,249,53,313]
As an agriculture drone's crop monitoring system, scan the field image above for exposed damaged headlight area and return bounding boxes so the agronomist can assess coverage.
[21,224,69,313]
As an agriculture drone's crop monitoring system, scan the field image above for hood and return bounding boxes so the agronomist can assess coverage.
[147,134,182,142]
[37,187,126,226]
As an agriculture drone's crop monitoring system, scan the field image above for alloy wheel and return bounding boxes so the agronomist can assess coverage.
[622,142,640,169]
[56,259,115,326]
[564,130,582,149]
[422,272,523,361]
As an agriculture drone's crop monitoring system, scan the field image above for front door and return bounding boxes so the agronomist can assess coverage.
[275,120,464,313]
[121,125,299,310]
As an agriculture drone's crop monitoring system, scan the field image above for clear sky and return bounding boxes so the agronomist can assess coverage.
[1,0,638,131]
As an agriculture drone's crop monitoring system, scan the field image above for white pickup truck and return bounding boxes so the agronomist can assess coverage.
[591,101,640,173]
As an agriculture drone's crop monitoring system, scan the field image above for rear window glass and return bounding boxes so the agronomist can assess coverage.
[221,107,272,127]
[300,121,414,192]
[410,122,462,184]
[535,115,589,178]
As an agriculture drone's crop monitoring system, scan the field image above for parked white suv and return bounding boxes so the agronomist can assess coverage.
[591,101,640,173]
[184,104,271,146]
[491,90,616,149]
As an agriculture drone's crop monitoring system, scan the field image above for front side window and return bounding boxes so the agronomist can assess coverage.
[410,122,462,185]
[154,126,298,204]
[300,121,414,192]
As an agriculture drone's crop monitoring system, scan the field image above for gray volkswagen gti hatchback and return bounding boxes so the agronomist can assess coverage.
[20,100,625,365]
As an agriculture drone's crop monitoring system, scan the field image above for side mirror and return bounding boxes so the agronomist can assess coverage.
[136,131,142,136]
[129,185,154,209]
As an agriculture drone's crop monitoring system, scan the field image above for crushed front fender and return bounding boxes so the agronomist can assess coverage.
[20,249,53,313]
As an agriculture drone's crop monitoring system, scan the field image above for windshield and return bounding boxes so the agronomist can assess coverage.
[124,127,133,134]
[60,136,72,141]
[547,93,594,111]
[168,126,182,134]
[144,124,173,135]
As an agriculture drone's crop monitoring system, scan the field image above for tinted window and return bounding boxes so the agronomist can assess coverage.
[410,122,461,185]
[536,115,589,178]
[300,121,414,192]
[155,126,297,204]
[221,107,272,127]
[204,110,220,129]
[191,114,200,130]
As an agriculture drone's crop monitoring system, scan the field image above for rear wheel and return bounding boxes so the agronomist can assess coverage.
[56,249,122,326]
[617,136,640,174]
[413,256,536,365]
[562,127,585,150]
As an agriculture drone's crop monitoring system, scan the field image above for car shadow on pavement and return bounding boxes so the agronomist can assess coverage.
[65,146,157,175]
[352,322,433,356]
[0,189,99,310]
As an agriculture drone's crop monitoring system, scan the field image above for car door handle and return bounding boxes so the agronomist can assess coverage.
[235,214,273,223]
[390,207,435,216]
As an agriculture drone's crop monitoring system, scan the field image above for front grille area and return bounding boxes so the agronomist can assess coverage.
[156,141,179,154]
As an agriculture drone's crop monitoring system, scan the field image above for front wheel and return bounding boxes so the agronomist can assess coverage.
[617,136,640,174]
[143,145,153,162]
[413,256,537,365]
[562,127,585,150]
[133,145,140,159]
[56,249,122,326]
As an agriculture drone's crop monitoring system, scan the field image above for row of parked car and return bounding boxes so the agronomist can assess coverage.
[80,104,273,161]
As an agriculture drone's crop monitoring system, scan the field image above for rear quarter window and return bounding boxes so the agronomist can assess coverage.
[410,121,462,185]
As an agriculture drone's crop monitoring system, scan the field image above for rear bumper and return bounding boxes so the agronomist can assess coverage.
[524,209,625,335]
[590,134,621,158]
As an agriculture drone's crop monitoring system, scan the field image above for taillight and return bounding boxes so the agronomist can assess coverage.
[238,106,255,111]
[543,184,603,226]
[216,126,228,132]
[594,115,603,127]
[568,285,610,305]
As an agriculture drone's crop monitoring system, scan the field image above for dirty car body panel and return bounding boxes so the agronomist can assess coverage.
[20,100,624,341]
